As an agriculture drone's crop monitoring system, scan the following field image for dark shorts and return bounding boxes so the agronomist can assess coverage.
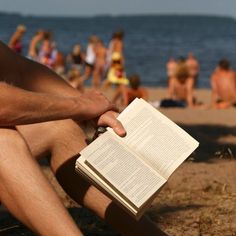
[85,61,94,69]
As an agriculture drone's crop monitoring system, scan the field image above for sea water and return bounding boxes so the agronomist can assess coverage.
[1,13,236,88]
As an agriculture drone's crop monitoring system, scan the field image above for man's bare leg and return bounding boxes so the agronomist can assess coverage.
[0,128,83,236]
[17,120,168,236]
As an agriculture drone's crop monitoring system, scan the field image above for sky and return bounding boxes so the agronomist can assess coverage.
[1,0,236,17]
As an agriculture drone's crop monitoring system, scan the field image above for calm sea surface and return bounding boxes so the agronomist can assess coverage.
[1,13,236,88]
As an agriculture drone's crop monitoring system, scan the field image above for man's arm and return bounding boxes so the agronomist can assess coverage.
[210,73,219,107]
[186,77,194,107]
[0,41,126,136]
[0,82,115,126]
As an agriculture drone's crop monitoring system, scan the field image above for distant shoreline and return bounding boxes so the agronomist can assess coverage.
[0,11,235,20]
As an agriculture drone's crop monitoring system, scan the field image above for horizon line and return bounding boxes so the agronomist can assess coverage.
[0,10,235,20]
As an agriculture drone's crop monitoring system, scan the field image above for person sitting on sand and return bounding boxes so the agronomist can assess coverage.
[0,40,167,236]
[160,59,196,108]
[8,24,27,54]
[210,59,236,109]
[166,57,177,84]
[113,73,148,107]
[186,52,200,87]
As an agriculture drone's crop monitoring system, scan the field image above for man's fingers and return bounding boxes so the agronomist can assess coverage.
[97,111,126,137]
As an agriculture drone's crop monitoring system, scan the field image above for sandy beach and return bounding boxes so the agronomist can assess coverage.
[0,88,235,236]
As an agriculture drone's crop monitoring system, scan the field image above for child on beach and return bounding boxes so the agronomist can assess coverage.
[103,52,129,89]
[113,73,148,107]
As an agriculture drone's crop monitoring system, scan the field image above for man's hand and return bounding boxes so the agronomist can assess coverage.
[77,90,116,120]
[97,111,126,137]
[77,90,126,137]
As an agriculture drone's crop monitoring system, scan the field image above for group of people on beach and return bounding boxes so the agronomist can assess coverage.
[8,24,236,110]
[8,25,126,90]
[164,54,236,109]
[0,22,235,236]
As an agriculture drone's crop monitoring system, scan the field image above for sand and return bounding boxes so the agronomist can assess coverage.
[0,88,235,236]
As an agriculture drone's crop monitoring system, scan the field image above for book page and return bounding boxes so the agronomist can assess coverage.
[76,157,139,217]
[80,131,166,208]
[109,98,199,179]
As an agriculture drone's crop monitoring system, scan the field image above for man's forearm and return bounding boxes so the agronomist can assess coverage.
[0,82,81,126]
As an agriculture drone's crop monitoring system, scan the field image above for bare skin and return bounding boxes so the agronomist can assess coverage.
[113,85,148,107]
[168,77,195,107]
[8,26,26,54]
[186,53,200,85]
[0,41,167,236]
[166,58,177,82]
[28,31,44,59]
[211,68,236,109]
[93,41,107,87]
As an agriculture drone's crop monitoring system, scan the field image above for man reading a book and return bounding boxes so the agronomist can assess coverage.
[0,41,167,236]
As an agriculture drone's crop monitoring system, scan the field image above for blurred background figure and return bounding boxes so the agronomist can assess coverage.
[93,38,107,88]
[28,30,45,60]
[8,24,27,54]
[79,35,98,84]
[67,43,84,76]
[103,52,129,90]
[53,49,66,77]
[106,30,125,70]
[38,31,54,68]
[210,59,236,109]
[67,68,84,91]
[166,57,177,85]
[113,73,148,107]
[186,52,200,87]
[160,58,196,108]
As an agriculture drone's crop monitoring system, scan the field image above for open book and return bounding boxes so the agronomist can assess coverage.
[75,98,199,219]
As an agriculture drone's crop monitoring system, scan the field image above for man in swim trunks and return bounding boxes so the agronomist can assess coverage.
[0,41,167,236]
[210,59,236,109]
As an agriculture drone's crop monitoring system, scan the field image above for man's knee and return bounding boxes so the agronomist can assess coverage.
[0,128,27,153]
[48,119,87,151]
[0,128,29,168]
[44,120,88,172]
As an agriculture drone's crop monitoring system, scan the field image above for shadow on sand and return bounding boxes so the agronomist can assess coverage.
[178,124,236,161]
